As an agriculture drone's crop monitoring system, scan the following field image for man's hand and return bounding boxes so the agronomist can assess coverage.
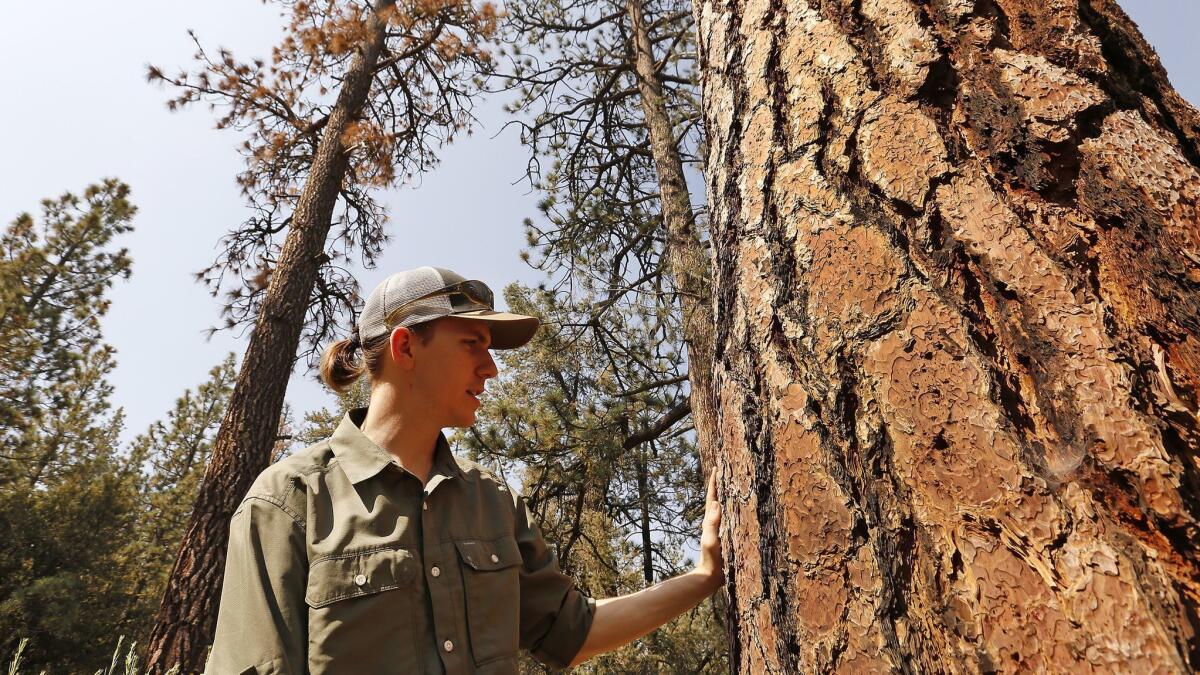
[695,471,725,590]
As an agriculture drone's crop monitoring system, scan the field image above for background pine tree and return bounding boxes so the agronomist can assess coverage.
[0,179,133,489]
[0,180,141,671]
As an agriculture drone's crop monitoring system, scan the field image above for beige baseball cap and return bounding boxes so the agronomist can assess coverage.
[358,266,540,349]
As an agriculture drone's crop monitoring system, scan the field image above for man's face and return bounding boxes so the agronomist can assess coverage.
[407,316,498,428]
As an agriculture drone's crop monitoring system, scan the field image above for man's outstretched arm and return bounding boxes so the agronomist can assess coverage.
[568,472,725,667]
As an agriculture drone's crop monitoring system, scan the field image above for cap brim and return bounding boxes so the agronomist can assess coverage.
[453,309,541,349]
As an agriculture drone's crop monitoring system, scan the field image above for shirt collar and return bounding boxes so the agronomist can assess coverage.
[331,407,471,485]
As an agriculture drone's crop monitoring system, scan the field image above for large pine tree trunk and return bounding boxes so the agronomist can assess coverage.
[142,5,394,672]
[696,0,1200,671]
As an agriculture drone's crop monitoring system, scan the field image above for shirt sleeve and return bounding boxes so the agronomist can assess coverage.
[512,492,597,669]
[206,495,308,675]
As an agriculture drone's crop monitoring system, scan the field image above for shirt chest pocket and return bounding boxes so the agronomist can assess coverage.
[306,546,417,607]
[305,547,420,672]
[455,536,523,666]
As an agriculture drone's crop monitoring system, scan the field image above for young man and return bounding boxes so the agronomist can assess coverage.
[207,266,724,674]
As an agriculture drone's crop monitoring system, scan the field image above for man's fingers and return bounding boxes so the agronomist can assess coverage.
[708,501,721,526]
[704,472,721,527]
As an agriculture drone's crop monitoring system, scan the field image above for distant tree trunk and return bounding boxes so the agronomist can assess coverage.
[636,447,655,585]
[696,0,1200,671]
[627,0,720,469]
[142,5,394,672]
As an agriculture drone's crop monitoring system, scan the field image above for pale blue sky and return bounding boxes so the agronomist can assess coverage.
[1,1,1196,444]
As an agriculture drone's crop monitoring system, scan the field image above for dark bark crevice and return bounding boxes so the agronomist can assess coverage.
[827,344,925,671]
[1176,575,1200,668]
[914,49,961,119]
[708,69,745,371]
[1033,102,1112,206]
[756,6,806,666]
[743,361,790,672]
[703,0,748,660]
[1159,417,1200,525]
[810,82,838,178]
[952,252,1039,439]
[865,423,919,674]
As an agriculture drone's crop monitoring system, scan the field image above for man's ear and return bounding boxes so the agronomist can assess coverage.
[388,326,417,369]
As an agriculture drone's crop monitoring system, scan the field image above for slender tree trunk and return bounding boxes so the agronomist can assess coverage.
[637,447,655,585]
[626,0,720,470]
[696,0,1200,671]
[143,5,394,672]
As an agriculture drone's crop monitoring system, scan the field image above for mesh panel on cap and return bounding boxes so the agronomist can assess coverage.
[392,266,453,328]
[359,266,451,342]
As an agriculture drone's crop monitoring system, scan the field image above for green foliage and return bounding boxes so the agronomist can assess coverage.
[0,181,142,671]
[0,352,242,673]
[0,430,143,671]
[0,179,134,489]
[0,182,243,671]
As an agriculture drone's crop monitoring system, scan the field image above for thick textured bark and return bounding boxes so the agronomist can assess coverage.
[697,0,1200,672]
[142,5,394,673]
[627,0,721,469]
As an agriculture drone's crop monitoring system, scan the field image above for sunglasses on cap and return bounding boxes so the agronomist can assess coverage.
[383,279,495,328]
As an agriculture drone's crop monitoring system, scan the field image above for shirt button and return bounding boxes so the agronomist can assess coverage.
[423,501,428,511]
[490,554,499,564]
[431,565,441,578]
[443,640,454,652]
[354,574,367,587]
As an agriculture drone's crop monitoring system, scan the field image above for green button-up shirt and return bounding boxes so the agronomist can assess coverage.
[207,408,596,674]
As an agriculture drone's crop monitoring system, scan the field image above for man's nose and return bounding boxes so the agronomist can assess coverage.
[479,350,498,379]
